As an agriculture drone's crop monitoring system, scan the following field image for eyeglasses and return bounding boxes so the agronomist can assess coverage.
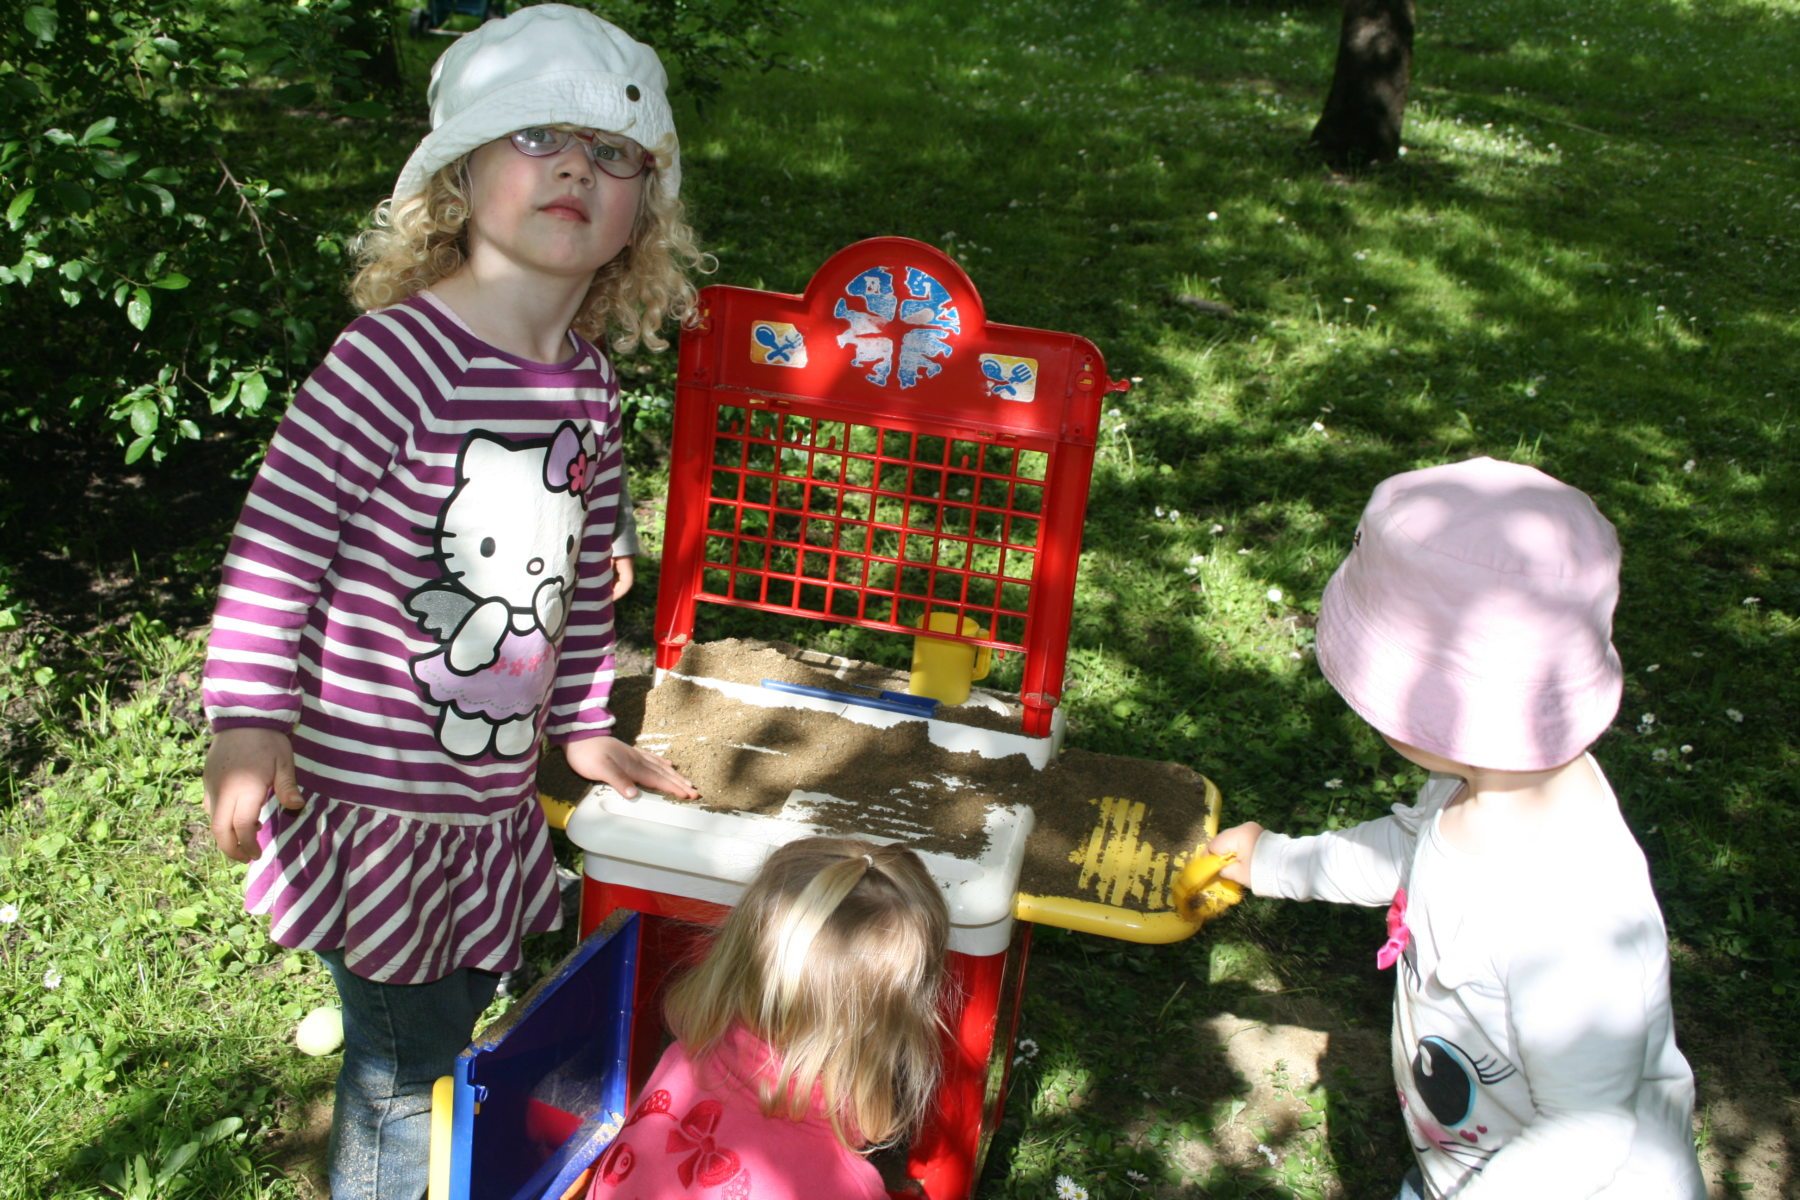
[508,126,653,180]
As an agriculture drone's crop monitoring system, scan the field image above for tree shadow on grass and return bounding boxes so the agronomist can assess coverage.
[978,920,1405,1198]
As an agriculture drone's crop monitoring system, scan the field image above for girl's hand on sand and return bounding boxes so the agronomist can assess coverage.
[204,728,304,863]
[1206,822,1264,889]
[564,733,699,800]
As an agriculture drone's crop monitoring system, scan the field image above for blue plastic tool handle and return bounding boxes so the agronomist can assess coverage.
[758,678,939,717]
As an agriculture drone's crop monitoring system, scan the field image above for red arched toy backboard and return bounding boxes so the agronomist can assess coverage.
[652,237,1125,736]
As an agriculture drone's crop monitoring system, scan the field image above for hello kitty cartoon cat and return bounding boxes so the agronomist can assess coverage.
[408,421,594,760]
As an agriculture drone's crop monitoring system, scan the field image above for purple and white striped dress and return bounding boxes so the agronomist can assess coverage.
[202,293,626,984]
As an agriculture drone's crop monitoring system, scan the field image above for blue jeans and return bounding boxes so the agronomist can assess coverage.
[1395,1165,1426,1200]
[318,950,499,1200]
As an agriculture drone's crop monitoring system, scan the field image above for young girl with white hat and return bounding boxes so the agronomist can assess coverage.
[200,6,706,1195]
[1210,457,1705,1199]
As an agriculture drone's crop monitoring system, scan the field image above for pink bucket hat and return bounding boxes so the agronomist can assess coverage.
[1314,457,1624,771]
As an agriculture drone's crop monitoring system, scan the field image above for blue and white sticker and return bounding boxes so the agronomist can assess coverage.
[832,265,962,389]
[979,354,1038,402]
[750,321,807,367]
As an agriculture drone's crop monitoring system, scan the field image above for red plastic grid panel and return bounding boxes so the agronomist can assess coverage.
[654,237,1122,735]
[698,406,1048,651]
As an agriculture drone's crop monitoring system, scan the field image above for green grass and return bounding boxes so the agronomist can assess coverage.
[0,620,337,1198]
[3,0,1798,1195]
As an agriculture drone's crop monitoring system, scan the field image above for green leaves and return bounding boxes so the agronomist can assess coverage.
[126,395,158,437]
[79,116,117,145]
[238,371,269,412]
[5,187,33,227]
[22,6,57,45]
[0,0,386,468]
[126,286,152,331]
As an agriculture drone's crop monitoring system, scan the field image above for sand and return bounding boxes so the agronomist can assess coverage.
[538,640,1219,910]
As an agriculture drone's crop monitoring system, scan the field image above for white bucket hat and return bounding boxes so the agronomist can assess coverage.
[392,3,680,204]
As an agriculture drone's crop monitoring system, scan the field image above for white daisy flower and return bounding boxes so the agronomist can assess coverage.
[0,903,17,925]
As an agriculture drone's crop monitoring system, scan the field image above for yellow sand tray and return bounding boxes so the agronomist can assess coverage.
[536,646,1241,942]
[1012,751,1243,942]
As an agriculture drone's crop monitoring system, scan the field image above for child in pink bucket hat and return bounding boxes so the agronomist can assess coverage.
[1211,457,1703,1199]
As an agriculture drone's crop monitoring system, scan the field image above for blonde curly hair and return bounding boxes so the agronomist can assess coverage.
[349,148,707,353]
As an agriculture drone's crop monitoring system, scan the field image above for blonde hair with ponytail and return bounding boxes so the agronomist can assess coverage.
[663,837,949,1149]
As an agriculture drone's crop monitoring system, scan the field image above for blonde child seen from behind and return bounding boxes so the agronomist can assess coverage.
[1210,457,1704,1199]
[584,836,949,1200]
[199,7,706,1197]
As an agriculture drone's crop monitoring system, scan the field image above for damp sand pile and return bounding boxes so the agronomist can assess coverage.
[539,640,1218,906]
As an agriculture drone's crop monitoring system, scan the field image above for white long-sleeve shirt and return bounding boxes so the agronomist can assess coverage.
[1252,761,1704,1199]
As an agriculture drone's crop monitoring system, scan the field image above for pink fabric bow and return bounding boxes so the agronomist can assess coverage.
[1376,886,1410,969]
[666,1099,741,1188]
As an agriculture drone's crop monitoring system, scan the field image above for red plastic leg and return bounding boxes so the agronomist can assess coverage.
[905,923,1033,1199]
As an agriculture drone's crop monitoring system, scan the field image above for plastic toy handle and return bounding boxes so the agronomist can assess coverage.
[1013,891,1209,944]
[427,1074,453,1200]
[1170,852,1245,926]
[1013,773,1243,942]
[759,678,939,717]
[540,793,576,831]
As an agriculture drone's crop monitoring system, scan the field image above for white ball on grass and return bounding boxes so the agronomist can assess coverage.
[296,1005,344,1056]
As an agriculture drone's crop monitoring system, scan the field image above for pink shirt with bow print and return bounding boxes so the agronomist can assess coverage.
[586,1026,888,1200]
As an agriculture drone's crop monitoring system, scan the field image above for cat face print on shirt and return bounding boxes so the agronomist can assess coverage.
[406,421,595,760]
[1399,1033,1520,1177]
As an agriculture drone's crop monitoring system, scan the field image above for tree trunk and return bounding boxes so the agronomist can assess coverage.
[1309,0,1415,168]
